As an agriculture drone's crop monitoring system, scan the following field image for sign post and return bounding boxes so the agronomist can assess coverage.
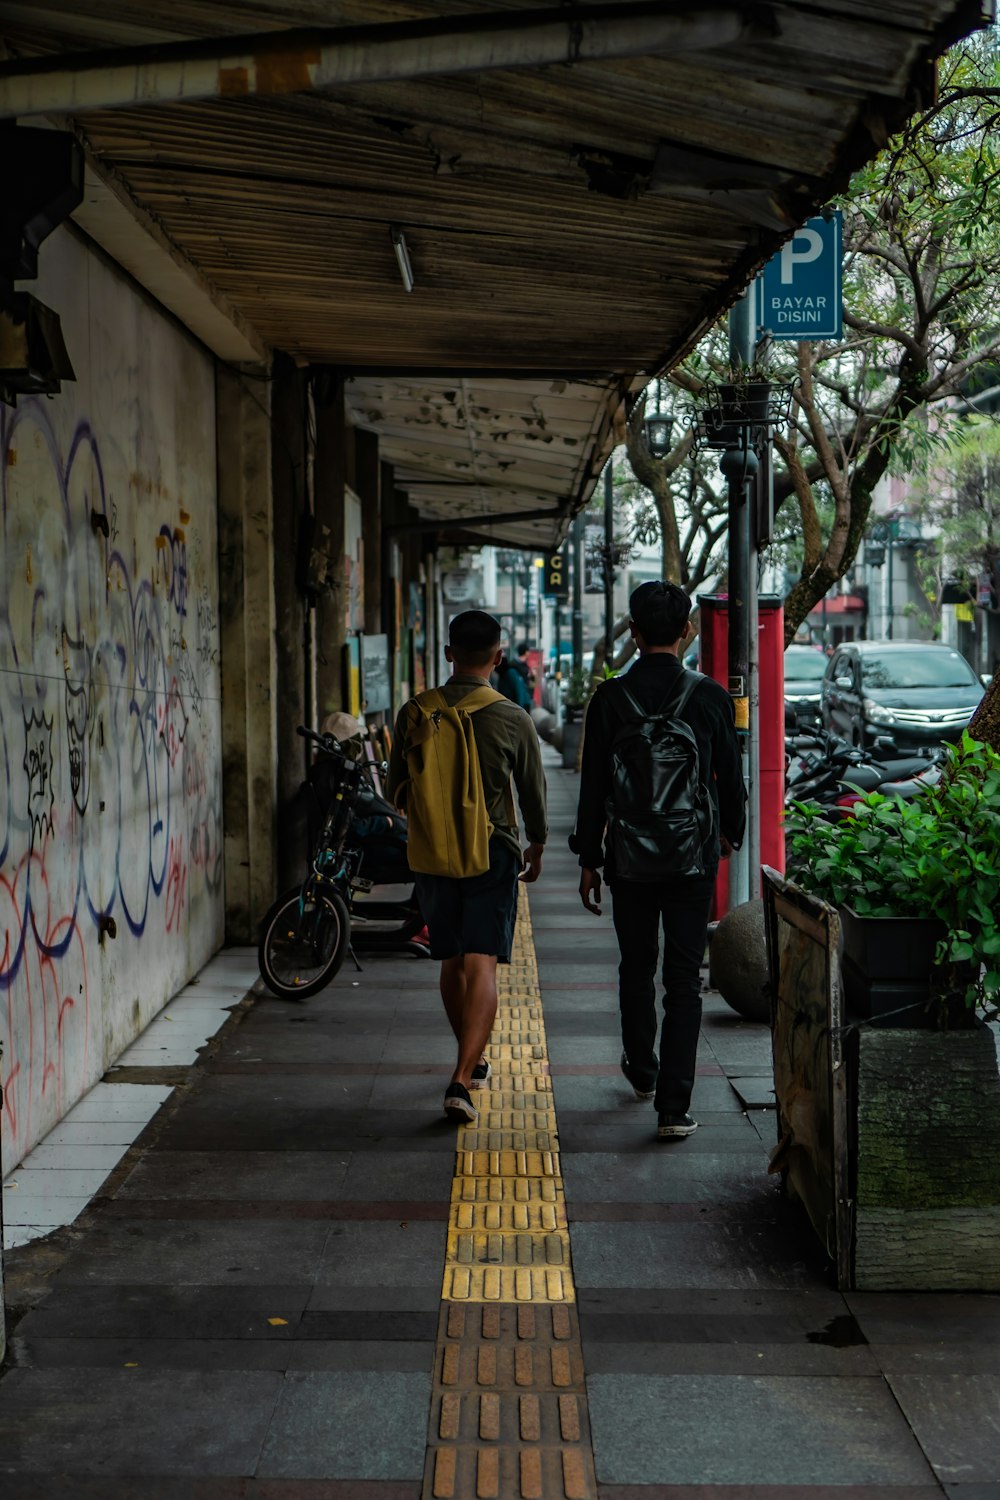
[757,213,842,342]
[542,549,569,601]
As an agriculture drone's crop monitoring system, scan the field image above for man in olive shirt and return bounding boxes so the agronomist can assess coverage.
[387,610,547,1122]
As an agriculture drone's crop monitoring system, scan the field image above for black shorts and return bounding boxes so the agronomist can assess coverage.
[414,840,521,963]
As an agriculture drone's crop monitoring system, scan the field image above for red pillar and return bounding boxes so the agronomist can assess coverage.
[698,595,785,918]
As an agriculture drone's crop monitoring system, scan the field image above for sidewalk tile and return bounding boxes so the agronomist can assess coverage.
[586,1374,935,1486]
[569,1217,818,1291]
[561,1152,775,1204]
[583,1340,879,1376]
[887,1374,1000,1484]
[14,1283,312,1340]
[846,1293,1000,1343]
[315,1221,444,1287]
[5,1165,124,1197]
[2,1194,93,1227]
[0,1368,281,1475]
[257,1371,430,1479]
[115,1151,352,1201]
[55,1220,332,1285]
[14,1337,435,1375]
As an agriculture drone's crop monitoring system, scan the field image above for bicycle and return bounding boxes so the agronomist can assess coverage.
[257,726,373,999]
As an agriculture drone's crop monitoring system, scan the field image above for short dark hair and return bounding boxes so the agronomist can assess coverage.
[516,641,530,656]
[449,609,502,666]
[629,581,691,646]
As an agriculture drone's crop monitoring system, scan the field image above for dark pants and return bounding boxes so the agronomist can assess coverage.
[610,875,715,1115]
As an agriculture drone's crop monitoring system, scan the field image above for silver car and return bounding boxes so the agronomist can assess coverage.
[821,641,984,750]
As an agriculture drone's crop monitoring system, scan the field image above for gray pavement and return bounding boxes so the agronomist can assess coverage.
[0,742,997,1496]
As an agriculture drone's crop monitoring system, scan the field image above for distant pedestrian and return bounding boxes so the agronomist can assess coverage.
[515,641,537,695]
[573,582,745,1139]
[496,651,534,709]
[388,610,547,1123]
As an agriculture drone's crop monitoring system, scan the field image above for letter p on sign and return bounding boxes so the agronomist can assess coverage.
[779,227,824,285]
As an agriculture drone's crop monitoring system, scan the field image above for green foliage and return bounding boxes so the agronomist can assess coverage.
[907,416,1000,621]
[785,733,1000,1011]
[564,666,592,707]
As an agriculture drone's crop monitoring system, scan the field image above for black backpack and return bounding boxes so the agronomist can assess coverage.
[605,671,715,881]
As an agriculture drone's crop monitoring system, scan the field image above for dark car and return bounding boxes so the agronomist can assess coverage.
[784,644,828,729]
[820,641,984,749]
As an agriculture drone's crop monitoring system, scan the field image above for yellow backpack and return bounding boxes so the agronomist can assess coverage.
[400,685,511,878]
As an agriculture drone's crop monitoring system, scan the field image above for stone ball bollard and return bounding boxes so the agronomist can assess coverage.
[709,897,771,1023]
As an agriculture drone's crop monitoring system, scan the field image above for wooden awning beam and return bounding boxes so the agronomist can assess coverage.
[0,3,752,120]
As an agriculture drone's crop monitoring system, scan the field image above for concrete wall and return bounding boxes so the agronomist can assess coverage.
[0,228,224,1168]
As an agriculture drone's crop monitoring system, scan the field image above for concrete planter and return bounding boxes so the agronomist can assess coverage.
[852,1023,1000,1290]
[561,711,584,770]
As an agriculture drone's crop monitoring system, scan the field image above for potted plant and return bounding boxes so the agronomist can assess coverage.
[561,668,591,768]
[715,362,774,425]
[773,733,1000,1290]
[784,732,1000,1027]
[696,362,791,450]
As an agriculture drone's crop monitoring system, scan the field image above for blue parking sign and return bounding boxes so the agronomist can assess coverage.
[757,213,842,340]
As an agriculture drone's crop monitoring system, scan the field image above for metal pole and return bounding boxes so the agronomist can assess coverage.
[724,289,755,909]
[572,512,585,671]
[886,533,894,640]
[511,559,519,652]
[527,555,536,642]
[748,448,766,896]
[604,463,615,669]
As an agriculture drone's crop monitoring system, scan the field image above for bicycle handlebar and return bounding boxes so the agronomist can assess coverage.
[296,725,344,756]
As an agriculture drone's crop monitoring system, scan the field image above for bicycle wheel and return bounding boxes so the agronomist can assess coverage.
[258,886,350,999]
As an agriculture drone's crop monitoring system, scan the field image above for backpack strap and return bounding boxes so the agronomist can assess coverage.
[661,668,704,719]
[412,688,448,714]
[456,685,517,828]
[456,685,507,715]
[615,669,703,724]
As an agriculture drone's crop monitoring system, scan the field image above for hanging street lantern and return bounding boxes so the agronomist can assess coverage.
[642,376,674,459]
[643,410,674,458]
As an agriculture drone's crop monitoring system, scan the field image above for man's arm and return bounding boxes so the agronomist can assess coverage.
[511,715,547,883]
[575,688,613,870]
[385,703,412,810]
[511,715,548,848]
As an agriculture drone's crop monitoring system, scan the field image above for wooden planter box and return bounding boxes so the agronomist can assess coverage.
[763,869,1000,1290]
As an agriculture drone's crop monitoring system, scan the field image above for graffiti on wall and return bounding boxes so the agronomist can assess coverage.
[0,397,223,1162]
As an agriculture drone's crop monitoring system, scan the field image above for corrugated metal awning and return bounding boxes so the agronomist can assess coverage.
[0,0,987,545]
[347,373,624,547]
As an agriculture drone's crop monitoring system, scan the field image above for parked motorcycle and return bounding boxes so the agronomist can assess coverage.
[258,727,426,1001]
[785,727,943,819]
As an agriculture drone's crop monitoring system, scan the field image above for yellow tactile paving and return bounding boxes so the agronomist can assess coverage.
[442,888,573,1307]
[424,887,597,1499]
[442,1265,575,1303]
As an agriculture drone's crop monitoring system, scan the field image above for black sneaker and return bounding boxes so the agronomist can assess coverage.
[657,1112,698,1139]
[620,1052,656,1101]
[443,1082,478,1123]
[470,1058,492,1091]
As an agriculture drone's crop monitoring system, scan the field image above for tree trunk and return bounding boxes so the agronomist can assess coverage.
[624,406,693,586]
[781,366,925,645]
[590,613,632,676]
[968,668,1000,754]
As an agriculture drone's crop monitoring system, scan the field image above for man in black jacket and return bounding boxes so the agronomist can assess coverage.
[574,581,746,1139]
